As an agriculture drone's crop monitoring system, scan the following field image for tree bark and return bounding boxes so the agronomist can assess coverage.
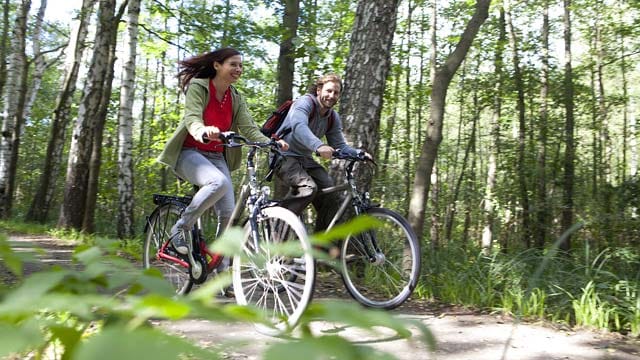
[505,0,531,248]
[482,6,504,253]
[337,0,399,189]
[534,0,550,249]
[276,0,299,105]
[560,0,575,251]
[117,0,140,238]
[26,0,96,223]
[58,0,118,231]
[0,0,11,101]
[408,0,491,240]
[83,0,128,233]
[0,0,30,219]
[428,0,440,249]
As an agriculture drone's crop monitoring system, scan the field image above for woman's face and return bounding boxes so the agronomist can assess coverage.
[214,55,243,83]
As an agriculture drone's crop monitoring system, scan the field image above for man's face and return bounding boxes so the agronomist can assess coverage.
[316,81,341,109]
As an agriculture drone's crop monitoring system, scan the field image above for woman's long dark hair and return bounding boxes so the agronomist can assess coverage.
[178,47,241,92]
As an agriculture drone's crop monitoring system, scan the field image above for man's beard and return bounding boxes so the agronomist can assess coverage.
[321,97,336,109]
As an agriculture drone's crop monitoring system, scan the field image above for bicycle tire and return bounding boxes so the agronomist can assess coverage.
[143,202,193,295]
[340,207,421,309]
[232,206,315,334]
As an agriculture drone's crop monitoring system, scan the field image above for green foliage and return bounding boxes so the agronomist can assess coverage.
[0,224,432,359]
[418,239,640,335]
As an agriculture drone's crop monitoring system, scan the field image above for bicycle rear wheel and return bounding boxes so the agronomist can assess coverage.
[143,202,193,294]
[232,206,315,334]
[340,207,420,309]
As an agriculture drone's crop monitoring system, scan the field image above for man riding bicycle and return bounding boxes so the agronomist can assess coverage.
[274,74,372,251]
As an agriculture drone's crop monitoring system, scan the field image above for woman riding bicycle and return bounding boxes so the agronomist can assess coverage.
[157,47,288,257]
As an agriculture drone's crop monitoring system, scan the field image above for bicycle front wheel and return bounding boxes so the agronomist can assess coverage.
[340,207,421,309]
[143,202,193,295]
[232,206,315,333]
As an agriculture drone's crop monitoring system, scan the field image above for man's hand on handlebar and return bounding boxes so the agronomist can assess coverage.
[275,139,289,151]
[359,150,374,162]
[315,144,335,159]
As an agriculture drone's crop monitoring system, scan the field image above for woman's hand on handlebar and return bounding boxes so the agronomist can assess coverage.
[199,126,221,143]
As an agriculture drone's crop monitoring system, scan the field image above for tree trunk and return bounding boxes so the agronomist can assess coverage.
[560,0,575,251]
[482,6,504,253]
[117,0,140,239]
[618,4,628,182]
[337,0,399,190]
[0,0,11,101]
[428,0,439,249]
[445,91,477,243]
[276,0,299,105]
[534,0,549,249]
[505,0,531,248]
[0,0,30,219]
[408,0,491,240]
[83,0,127,233]
[58,0,117,231]
[403,1,416,212]
[379,34,403,204]
[26,0,96,223]
[23,0,48,122]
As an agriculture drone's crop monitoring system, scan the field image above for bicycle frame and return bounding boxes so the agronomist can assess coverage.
[317,158,369,231]
[316,157,384,262]
[225,145,274,250]
[149,137,275,275]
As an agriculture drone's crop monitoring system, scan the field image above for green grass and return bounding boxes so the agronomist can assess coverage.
[417,243,640,336]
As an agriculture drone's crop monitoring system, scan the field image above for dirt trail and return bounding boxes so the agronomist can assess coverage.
[3,233,640,359]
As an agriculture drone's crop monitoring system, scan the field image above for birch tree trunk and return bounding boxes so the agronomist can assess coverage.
[0,0,11,100]
[0,0,30,219]
[407,0,491,240]
[58,0,117,231]
[117,0,140,238]
[26,0,96,223]
[23,0,47,122]
[338,0,399,189]
[83,0,128,233]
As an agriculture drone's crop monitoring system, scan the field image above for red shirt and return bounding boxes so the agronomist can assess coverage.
[182,80,233,152]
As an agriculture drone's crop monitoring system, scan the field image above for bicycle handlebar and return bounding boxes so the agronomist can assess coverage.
[332,148,376,165]
[204,131,282,151]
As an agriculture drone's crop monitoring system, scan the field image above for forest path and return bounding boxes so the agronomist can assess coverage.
[3,233,640,360]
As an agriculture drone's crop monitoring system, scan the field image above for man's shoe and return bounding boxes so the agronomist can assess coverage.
[170,230,188,255]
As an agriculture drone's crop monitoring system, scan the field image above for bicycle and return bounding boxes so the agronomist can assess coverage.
[143,132,315,331]
[313,149,421,309]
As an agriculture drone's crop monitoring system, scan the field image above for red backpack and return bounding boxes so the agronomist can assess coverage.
[260,94,334,138]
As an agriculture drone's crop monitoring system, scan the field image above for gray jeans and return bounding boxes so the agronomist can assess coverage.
[172,149,234,237]
[275,156,342,233]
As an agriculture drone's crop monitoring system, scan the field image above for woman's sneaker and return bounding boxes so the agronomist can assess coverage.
[170,230,188,255]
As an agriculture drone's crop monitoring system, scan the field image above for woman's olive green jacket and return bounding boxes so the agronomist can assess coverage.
[157,78,268,172]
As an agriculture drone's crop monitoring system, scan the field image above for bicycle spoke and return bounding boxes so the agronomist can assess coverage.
[233,206,315,333]
[340,208,420,309]
[143,202,193,295]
